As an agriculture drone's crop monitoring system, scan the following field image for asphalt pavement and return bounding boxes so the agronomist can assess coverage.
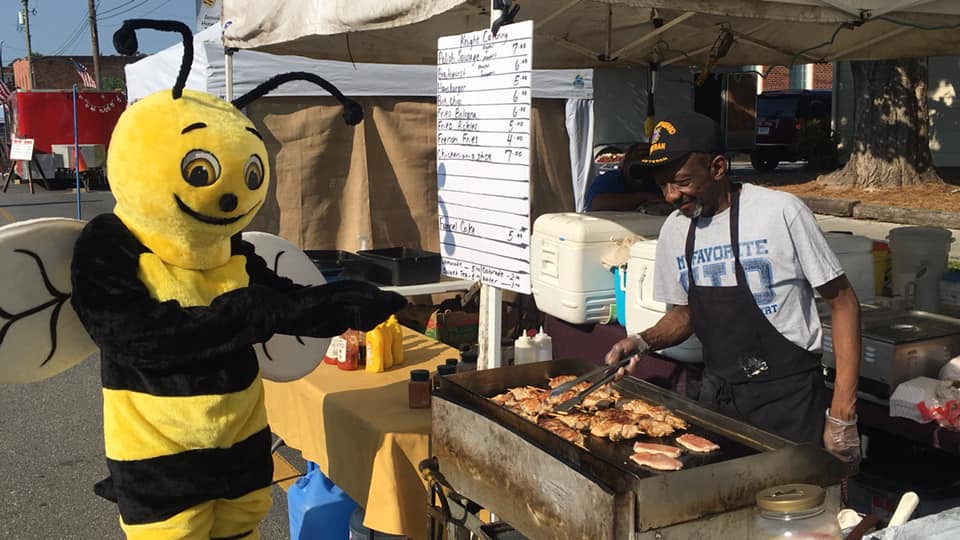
[0,184,298,539]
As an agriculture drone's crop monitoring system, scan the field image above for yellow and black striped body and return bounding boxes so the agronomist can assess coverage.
[71,214,399,538]
[71,215,283,539]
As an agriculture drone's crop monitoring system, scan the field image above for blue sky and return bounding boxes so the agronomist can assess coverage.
[0,0,196,63]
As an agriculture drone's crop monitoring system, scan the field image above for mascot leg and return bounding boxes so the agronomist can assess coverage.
[210,486,273,540]
[117,486,271,540]
[119,501,215,540]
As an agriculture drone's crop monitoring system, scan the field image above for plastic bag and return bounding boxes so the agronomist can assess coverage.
[916,380,960,430]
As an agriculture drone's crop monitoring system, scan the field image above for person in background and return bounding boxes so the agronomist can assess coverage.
[585,143,666,211]
[604,111,862,463]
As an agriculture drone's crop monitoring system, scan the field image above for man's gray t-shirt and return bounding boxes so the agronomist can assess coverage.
[653,183,843,352]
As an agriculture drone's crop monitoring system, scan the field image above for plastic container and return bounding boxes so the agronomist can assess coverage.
[824,232,876,304]
[288,462,358,540]
[444,358,459,368]
[364,323,391,373]
[355,247,441,286]
[625,239,703,363]
[888,226,952,312]
[386,315,404,366]
[348,507,406,540]
[940,271,960,317]
[613,266,628,326]
[408,369,431,409]
[532,326,553,362]
[514,334,536,365]
[330,331,362,371]
[304,250,358,282]
[436,364,457,377]
[457,345,478,373]
[751,484,841,540]
[323,337,344,366]
[872,241,890,297]
[530,211,667,324]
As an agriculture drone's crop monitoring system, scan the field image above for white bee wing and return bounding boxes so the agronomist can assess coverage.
[242,231,332,382]
[0,218,97,383]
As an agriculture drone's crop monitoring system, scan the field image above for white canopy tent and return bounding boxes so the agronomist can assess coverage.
[125,22,593,101]
[218,0,960,372]
[222,0,960,68]
[126,22,605,209]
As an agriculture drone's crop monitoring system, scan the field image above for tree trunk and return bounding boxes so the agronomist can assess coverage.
[818,58,942,189]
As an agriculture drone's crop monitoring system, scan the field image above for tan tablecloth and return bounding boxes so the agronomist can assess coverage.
[263,328,456,539]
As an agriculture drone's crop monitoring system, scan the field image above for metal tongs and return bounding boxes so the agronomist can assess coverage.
[549,355,634,414]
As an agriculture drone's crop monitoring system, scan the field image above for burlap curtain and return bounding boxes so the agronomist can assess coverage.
[245,96,575,251]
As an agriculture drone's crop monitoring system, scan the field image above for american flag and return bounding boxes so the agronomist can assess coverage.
[72,59,97,88]
[0,80,10,102]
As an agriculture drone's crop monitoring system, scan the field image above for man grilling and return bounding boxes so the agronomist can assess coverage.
[605,112,861,462]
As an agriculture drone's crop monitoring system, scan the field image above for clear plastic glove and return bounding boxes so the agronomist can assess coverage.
[604,334,650,381]
[823,409,861,463]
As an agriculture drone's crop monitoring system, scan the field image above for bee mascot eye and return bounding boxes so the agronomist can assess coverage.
[181,150,221,187]
[244,155,264,190]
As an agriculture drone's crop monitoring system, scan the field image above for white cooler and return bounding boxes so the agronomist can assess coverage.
[823,232,875,304]
[625,240,703,363]
[531,212,667,324]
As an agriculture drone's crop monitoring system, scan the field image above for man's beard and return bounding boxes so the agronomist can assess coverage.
[678,200,704,218]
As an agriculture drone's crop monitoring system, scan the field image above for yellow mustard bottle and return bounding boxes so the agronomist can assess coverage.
[388,315,404,367]
[365,323,389,373]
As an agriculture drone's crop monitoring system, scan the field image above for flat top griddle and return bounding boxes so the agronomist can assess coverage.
[432,357,846,536]
[436,357,789,487]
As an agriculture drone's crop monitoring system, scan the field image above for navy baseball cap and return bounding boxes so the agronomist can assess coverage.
[637,111,724,167]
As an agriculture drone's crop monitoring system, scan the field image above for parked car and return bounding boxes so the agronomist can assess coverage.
[751,89,831,171]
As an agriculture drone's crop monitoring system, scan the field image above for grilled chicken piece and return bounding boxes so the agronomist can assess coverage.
[636,417,676,438]
[590,409,646,441]
[514,396,548,420]
[539,417,586,447]
[590,409,676,441]
[580,386,620,410]
[550,411,593,431]
[676,433,720,453]
[509,386,548,401]
[490,392,515,406]
[631,451,683,471]
[547,375,578,388]
[633,442,682,458]
[545,381,593,406]
[620,399,688,430]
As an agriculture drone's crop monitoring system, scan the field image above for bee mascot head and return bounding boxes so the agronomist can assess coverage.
[108,19,362,270]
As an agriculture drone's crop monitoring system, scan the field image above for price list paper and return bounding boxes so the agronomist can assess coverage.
[436,20,533,294]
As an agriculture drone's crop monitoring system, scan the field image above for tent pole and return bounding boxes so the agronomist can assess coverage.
[478,0,505,371]
[225,48,235,101]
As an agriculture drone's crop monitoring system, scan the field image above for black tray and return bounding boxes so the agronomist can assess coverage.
[355,247,441,286]
[304,250,359,282]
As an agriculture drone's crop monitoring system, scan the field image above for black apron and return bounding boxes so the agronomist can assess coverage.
[685,185,828,444]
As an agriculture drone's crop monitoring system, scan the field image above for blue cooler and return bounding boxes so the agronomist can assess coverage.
[288,462,358,540]
[613,266,628,327]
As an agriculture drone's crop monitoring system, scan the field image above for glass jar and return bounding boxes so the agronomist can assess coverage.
[457,345,478,373]
[752,484,842,540]
[408,369,431,409]
[437,364,457,377]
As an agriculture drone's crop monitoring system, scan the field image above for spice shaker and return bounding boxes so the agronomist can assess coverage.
[408,369,431,409]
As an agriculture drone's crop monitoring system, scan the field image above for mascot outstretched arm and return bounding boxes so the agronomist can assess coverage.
[0,19,406,540]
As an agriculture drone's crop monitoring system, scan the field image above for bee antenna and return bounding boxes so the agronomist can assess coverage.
[114,19,193,100]
[232,72,363,126]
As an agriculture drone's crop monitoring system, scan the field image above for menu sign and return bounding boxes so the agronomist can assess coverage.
[436,21,533,294]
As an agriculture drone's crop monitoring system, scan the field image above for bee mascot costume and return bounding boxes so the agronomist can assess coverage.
[0,19,407,539]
